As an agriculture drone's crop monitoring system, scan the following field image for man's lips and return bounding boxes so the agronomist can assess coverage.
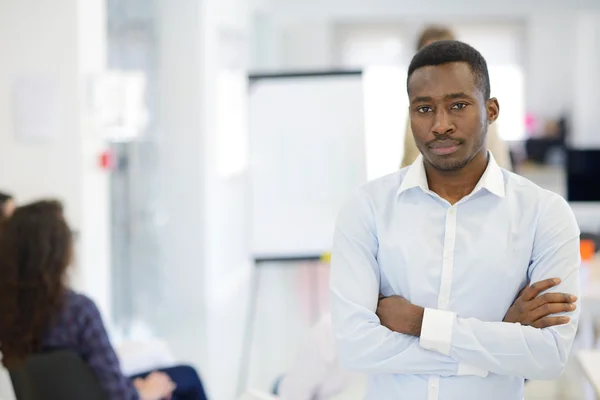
[429,140,461,156]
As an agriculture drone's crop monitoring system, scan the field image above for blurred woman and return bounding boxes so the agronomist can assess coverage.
[0,192,15,221]
[0,200,207,400]
[401,25,512,170]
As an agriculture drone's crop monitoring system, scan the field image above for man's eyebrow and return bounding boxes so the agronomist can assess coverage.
[410,93,472,104]
[445,92,471,100]
[411,96,432,104]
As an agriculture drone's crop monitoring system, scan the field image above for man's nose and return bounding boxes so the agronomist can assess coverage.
[432,109,455,136]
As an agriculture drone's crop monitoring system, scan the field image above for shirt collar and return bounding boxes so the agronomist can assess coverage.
[398,154,429,194]
[398,151,506,198]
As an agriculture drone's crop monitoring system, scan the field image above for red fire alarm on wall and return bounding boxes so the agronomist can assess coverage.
[98,150,115,170]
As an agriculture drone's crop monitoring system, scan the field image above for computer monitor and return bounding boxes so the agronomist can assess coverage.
[566,149,600,202]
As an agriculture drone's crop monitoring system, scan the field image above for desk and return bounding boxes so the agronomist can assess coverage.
[577,350,600,398]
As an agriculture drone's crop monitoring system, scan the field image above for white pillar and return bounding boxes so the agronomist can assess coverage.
[0,0,111,321]
[157,0,252,398]
[155,0,207,350]
[571,12,600,148]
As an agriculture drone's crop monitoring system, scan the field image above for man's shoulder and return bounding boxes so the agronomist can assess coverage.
[357,169,409,201]
[503,171,575,228]
[503,170,564,206]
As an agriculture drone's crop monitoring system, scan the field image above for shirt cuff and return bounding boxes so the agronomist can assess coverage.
[419,308,455,356]
[457,362,489,378]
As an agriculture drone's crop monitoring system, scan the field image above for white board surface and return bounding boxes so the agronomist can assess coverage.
[249,74,367,258]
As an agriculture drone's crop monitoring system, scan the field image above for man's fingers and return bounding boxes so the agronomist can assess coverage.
[517,284,529,298]
[530,302,577,321]
[531,316,570,329]
[528,292,577,310]
[521,278,561,301]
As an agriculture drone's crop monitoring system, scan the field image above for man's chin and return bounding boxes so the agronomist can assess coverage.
[427,155,470,172]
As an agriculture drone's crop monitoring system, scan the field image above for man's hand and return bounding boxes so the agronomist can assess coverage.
[376,295,424,336]
[504,278,577,328]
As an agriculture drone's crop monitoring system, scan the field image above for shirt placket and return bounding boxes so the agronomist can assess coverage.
[428,205,458,400]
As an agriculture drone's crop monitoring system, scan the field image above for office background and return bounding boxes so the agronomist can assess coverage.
[1,0,600,399]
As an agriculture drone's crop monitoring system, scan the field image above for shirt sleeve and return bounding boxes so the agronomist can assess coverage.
[77,296,140,400]
[419,195,581,380]
[330,188,487,377]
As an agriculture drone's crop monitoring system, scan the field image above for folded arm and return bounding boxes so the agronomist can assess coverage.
[418,196,581,380]
[330,188,485,377]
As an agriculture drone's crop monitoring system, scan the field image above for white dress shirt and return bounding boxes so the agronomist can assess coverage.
[330,153,581,400]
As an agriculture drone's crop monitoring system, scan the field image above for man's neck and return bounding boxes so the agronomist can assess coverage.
[425,150,489,205]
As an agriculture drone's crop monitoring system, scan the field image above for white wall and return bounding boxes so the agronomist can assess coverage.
[251,13,282,71]
[280,22,335,69]
[252,1,600,125]
[265,0,600,20]
[525,13,577,120]
[251,19,335,71]
[571,11,600,148]
[0,2,81,223]
[0,0,111,320]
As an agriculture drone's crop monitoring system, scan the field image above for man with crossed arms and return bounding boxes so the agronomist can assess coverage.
[330,40,580,400]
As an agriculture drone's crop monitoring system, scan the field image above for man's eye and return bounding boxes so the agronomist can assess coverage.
[451,103,467,110]
[417,106,432,113]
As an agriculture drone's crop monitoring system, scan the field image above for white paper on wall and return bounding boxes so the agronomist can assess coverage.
[12,76,61,142]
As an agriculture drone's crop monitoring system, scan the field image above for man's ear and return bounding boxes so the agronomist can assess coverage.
[486,97,500,124]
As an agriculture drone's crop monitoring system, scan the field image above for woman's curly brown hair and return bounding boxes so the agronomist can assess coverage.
[0,200,73,369]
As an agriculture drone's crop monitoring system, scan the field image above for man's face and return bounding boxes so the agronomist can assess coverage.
[407,62,499,171]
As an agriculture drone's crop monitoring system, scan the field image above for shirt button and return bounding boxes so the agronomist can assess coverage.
[449,207,456,215]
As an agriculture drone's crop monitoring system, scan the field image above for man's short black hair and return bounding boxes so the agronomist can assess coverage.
[407,40,491,100]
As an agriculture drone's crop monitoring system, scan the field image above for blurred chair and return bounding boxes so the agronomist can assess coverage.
[8,350,107,400]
